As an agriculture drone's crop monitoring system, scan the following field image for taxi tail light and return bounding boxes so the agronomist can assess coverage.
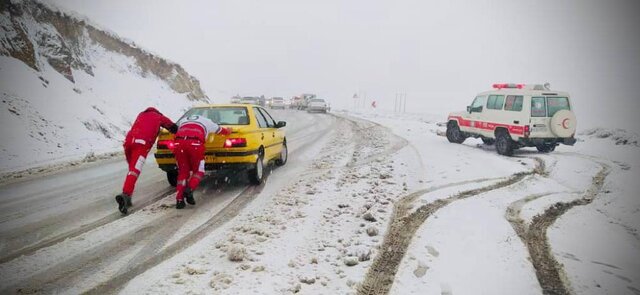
[224,138,247,148]
[157,140,175,150]
[524,125,530,138]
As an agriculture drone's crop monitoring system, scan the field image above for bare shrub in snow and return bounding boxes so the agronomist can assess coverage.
[344,256,359,266]
[185,266,206,275]
[580,128,639,147]
[227,245,246,262]
[299,274,316,284]
[209,272,233,290]
[359,252,371,262]
[239,264,251,271]
[363,212,377,222]
[366,226,379,236]
[83,152,97,162]
[289,283,302,293]
[82,120,113,139]
[413,261,429,278]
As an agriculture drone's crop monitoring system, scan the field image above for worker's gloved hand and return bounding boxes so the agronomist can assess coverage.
[168,123,178,134]
[218,127,232,136]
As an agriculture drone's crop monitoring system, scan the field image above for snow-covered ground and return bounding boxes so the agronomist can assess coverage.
[1,0,207,176]
[119,110,638,294]
[346,110,639,295]
[0,52,194,174]
[0,109,637,294]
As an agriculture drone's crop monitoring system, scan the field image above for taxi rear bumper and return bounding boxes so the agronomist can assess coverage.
[155,149,259,172]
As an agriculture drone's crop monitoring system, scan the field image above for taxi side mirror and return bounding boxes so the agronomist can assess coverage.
[467,106,472,113]
[276,121,286,128]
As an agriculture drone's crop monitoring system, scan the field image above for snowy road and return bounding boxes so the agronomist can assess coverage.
[0,109,339,294]
[0,110,638,295]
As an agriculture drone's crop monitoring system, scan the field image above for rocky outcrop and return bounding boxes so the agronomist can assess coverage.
[0,0,207,101]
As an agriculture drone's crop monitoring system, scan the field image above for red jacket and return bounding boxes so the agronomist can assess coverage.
[125,107,176,147]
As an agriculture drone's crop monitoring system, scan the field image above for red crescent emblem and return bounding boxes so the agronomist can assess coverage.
[562,118,570,129]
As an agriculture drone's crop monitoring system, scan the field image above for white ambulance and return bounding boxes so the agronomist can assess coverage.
[446,83,577,156]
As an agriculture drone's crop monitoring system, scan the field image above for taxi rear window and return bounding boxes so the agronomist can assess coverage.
[181,107,250,125]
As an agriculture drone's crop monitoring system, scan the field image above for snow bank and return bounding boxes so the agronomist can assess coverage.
[579,128,639,147]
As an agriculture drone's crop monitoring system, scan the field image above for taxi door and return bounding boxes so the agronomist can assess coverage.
[252,107,272,159]
[256,107,280,160]
[261,108,284,145]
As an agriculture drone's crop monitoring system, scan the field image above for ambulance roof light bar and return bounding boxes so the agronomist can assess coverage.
[492,83,525,89]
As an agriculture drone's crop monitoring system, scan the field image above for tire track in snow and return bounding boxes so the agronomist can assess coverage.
[505,159,609,295]
[0,186,175,264]
[84,178,268,294]
[2,181,262,294]
[1,111,338,293]
[358,158,543,295]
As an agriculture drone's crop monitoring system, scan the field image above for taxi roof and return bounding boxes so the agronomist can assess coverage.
[190,103,260,108]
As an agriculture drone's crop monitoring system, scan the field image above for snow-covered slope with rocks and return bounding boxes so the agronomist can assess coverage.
[0,0,208,174]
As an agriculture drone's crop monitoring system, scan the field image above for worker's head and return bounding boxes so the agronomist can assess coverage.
[144,107,160,113]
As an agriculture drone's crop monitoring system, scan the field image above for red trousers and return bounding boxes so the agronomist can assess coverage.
[122,142,151,197]
[174,139,206,201]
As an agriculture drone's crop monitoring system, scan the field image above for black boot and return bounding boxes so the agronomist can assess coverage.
[176,199,186,209]
[184,187,195,205]
[115,193,132,214]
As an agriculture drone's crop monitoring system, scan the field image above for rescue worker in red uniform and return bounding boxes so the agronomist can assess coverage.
[174,114,231,209]
[116,107,177,214]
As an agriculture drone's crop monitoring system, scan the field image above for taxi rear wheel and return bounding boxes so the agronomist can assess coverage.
[275,141,288,166]
[248,148,265,185]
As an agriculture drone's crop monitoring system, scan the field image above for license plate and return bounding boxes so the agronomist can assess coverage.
[532,126,547,132]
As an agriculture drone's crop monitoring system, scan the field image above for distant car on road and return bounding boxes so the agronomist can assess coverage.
[290,96,303,109]
[155,104,288,185]
[230,96,241,104]
[270,97,286,109]
[446,83,577,156]
[241,96,260,105]
[307,98,328,113]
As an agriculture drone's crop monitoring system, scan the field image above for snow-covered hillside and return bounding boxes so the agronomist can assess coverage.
[0,0,208,174]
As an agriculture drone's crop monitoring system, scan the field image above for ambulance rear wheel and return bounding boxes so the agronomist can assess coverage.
[495,131,514,156]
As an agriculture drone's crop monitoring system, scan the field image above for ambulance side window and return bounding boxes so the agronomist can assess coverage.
[504,95,523,111]
[487,95,505,110]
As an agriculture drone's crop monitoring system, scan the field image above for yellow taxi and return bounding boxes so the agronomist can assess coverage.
[154,104,287,185]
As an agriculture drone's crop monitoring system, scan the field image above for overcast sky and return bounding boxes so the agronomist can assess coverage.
[50,0,640,129]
